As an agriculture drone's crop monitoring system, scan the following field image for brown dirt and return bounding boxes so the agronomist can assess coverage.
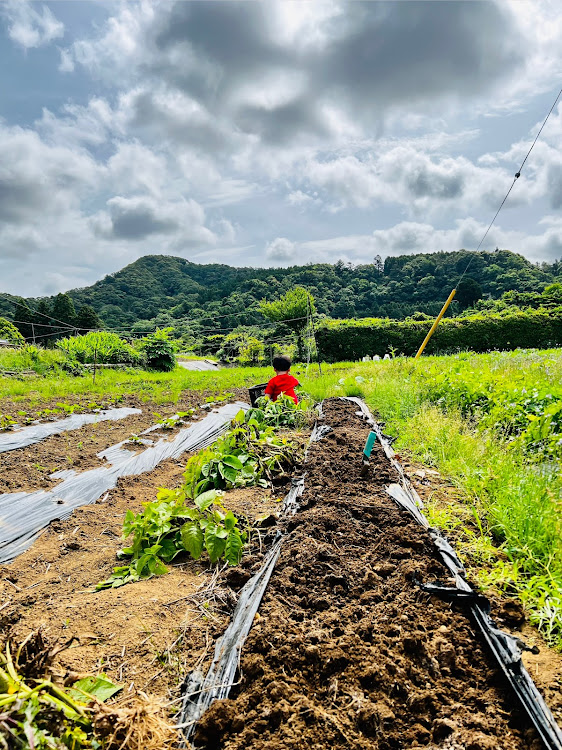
[0,449,278,701]
[1,392,560,749]
[0,393,218,494]
[193,399,548,750]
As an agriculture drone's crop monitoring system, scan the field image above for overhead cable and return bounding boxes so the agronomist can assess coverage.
[458,85,562,285]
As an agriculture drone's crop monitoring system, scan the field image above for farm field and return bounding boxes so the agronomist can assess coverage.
[0,348,561,748]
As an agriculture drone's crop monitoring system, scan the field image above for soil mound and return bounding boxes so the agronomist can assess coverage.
[194,400,538,750]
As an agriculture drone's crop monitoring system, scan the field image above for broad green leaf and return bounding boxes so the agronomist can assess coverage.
[136,554,152,576]
[195,478,213,495]
[220,464,238,483]
[225,528,244,566]
[148,556,168,575]
[194,489,219,511]
[156,487,176,501]
[68,675,122,703]
[222,455,244,470]
[176,507,201,521]
[181,522,204,559]
[234,409,245,423]
[159,538,180,562]
[205,524,227,563]
[224,510,237,531]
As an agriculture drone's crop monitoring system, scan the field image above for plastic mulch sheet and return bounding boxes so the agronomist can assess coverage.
[343,397,562,750]
[0,408,142,453]
[0,402,248,565]
[178,412,329,744]
[179,477,306,745]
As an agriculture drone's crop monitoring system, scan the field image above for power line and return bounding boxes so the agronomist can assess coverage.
[458,85,562,285]
[0,292,76,330]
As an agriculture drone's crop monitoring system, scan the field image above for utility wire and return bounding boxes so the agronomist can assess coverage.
[457,85,562,286]
[0,292,76,330]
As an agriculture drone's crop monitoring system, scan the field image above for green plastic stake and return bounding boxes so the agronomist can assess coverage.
[363,431,377,459]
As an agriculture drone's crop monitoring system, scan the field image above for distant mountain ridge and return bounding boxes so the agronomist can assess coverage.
[2,250,561,334]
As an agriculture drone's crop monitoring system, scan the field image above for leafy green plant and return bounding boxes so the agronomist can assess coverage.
[248,393,313,429]
[153,409,195,429]
[184,408,301,497]
[98,402,306,590]
[97,489,246,590]
[57,331,142,367]
[0,640,120,750]
[136,328,176,372]
[0,414,17,431]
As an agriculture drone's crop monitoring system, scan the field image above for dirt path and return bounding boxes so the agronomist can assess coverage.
[193,399,548,750]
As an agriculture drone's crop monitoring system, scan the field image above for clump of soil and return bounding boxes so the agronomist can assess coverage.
[193,399,541,750]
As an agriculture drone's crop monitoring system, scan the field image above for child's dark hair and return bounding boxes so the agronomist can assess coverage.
[272,355,291,372]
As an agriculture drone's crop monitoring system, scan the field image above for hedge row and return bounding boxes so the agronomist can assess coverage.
[316,308,562,361]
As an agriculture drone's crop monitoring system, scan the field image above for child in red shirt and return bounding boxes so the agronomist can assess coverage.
[265,356,299,404]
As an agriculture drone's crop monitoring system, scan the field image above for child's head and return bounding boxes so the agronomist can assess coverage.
[272,355,291,373]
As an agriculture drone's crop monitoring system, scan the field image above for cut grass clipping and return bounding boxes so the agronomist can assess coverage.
[0,632,121,750]
[98,396,312,590]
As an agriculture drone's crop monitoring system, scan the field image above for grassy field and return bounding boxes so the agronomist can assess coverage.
[2,346,561,646]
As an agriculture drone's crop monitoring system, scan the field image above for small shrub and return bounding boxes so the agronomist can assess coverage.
[137,329,176,371]
[0,318,24,347]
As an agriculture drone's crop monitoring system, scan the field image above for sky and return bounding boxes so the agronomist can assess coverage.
[1,0,561,298]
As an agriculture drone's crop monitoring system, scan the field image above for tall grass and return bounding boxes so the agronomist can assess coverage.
[0,347,66,374]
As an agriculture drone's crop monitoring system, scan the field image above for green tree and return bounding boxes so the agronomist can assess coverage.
[260,286,315,360]
[456,277,483,309]
[33,299,53,343]
[75,305,103,334]
[544,283,562,304]
[0,317,25,346]
[12,297,35,341]
[51,293,77,338]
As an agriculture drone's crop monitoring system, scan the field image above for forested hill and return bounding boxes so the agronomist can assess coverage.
[2,249,561,333]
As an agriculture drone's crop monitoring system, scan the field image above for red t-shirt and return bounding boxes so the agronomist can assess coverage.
[265,373,299,404]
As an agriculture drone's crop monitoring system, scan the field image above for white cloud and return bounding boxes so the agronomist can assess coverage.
[0,125,101,225]
[3,0,64,49]
[265,237,297,262]
[1,1,561,296]
[92,194,215,246]
[290,218,562,266]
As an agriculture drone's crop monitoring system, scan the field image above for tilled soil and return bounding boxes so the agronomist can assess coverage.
[399,458,562,719]
[194,399,541,750]
[0,395,208,494]
[0,399,280,700]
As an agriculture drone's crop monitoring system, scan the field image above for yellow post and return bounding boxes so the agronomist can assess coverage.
[414,288,457,359]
